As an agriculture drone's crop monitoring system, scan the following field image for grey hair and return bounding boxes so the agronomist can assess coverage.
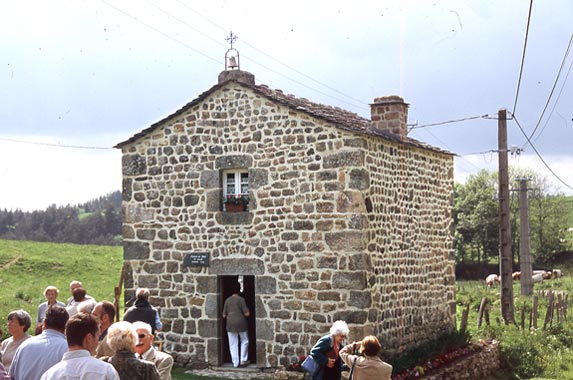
[77,300,96,314]
[7,309,32,332]
[329,320,349,336]
[69,280,82,289]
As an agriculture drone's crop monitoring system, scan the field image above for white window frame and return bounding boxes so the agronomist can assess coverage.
[222,170,249,210]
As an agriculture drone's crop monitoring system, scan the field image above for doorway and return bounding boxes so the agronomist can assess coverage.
[219,275,256,366]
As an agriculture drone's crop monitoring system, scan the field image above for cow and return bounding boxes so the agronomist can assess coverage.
[552,269,563,278]
[532,273,545,283]
[485,274,500,288]
[512,271,521,280]
[533,270,552,280]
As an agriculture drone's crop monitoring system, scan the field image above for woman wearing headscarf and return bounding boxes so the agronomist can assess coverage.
[0,310,32,371]
[339,335,392,380]
[309,320,349,380]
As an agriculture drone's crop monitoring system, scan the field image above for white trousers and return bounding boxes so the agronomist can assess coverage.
[227,330,249,367]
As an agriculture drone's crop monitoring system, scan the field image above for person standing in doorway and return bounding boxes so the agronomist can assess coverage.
[222,281,250,368]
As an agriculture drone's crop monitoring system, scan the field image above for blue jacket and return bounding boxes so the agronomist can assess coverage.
[310,334,335,366]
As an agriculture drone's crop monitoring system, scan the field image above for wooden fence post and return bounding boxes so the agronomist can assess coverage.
[477,298,488,328]
[532,295,539,330]
[460,304,470,332]
[543,291,555,330]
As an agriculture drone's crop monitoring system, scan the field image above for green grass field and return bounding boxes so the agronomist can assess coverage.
[0,239,123,325]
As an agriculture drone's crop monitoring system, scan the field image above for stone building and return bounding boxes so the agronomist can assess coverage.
[115,67,456,369]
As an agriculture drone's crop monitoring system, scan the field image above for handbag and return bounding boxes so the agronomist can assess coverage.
[301,355,320,377]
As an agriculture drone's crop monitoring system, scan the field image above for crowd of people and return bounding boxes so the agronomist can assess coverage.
[1,279,394,380]
[0,281,173,380]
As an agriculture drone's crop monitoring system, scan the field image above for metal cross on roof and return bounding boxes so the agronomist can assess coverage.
[225,31,238,49]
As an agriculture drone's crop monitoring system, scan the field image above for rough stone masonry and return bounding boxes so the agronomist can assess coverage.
[115,69,456,369]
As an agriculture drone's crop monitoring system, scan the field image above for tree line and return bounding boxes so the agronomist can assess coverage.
[454,167,572,267]
[0,191,122,246]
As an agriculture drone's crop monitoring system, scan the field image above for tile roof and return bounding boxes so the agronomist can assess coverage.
[115,74,454,156]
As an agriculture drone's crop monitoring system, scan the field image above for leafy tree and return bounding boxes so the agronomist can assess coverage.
[455,167,572,266]
[454,170,499,264]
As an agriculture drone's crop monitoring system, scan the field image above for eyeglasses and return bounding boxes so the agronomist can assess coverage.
[138,334,147,339]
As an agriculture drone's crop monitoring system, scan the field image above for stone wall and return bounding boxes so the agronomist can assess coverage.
[119,81,455,368]
[426,340,501,380]
[364,140,455,355]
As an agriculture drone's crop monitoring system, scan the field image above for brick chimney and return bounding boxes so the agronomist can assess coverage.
[370,95,409,138]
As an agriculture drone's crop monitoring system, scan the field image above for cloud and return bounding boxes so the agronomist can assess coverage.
[0,137,121,211]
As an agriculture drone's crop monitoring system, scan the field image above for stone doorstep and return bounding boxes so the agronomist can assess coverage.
[185,365,276,379]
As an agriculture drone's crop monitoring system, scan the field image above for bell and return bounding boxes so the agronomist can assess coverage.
[227,56,238,70]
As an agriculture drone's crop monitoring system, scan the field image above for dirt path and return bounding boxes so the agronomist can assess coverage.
[0,255,22,271]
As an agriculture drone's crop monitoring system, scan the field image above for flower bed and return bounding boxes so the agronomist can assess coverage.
[393,340,500,380]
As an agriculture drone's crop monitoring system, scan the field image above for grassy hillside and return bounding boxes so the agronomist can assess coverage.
[0,239,123,325]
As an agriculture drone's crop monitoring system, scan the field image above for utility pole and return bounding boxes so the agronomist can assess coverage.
[518,178,533,295]
[498,109,514,323]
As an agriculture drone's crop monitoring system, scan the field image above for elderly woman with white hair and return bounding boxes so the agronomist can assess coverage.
[308,320,349,380]
[104,321,160,380]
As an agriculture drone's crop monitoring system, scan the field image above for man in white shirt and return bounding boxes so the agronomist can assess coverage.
[133,322,173,380]
[41,313,119,380]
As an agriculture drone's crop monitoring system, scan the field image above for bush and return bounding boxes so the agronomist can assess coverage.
[498,326,546,379]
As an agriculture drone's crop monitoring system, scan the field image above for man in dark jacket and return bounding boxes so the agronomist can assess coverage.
[123,288,162,334]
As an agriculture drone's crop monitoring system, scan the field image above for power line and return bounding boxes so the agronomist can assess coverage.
[510,113,573,190]
[512,0,534,116]
[100,0,222,65]
[0,136,113,150]
[409,114,489,131]
[171,0,369,107]
[459,149,497,156]
[141,0,227,51]
[107,0,369,111]
[532,53,573,145]
[525,32,573,146]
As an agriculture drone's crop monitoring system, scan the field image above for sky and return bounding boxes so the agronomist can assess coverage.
[1,0,572,211]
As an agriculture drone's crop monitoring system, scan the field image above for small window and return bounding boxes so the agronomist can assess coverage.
[223,170,249,211]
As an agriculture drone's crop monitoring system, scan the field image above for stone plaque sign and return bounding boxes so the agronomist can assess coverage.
[184,252,210,267]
